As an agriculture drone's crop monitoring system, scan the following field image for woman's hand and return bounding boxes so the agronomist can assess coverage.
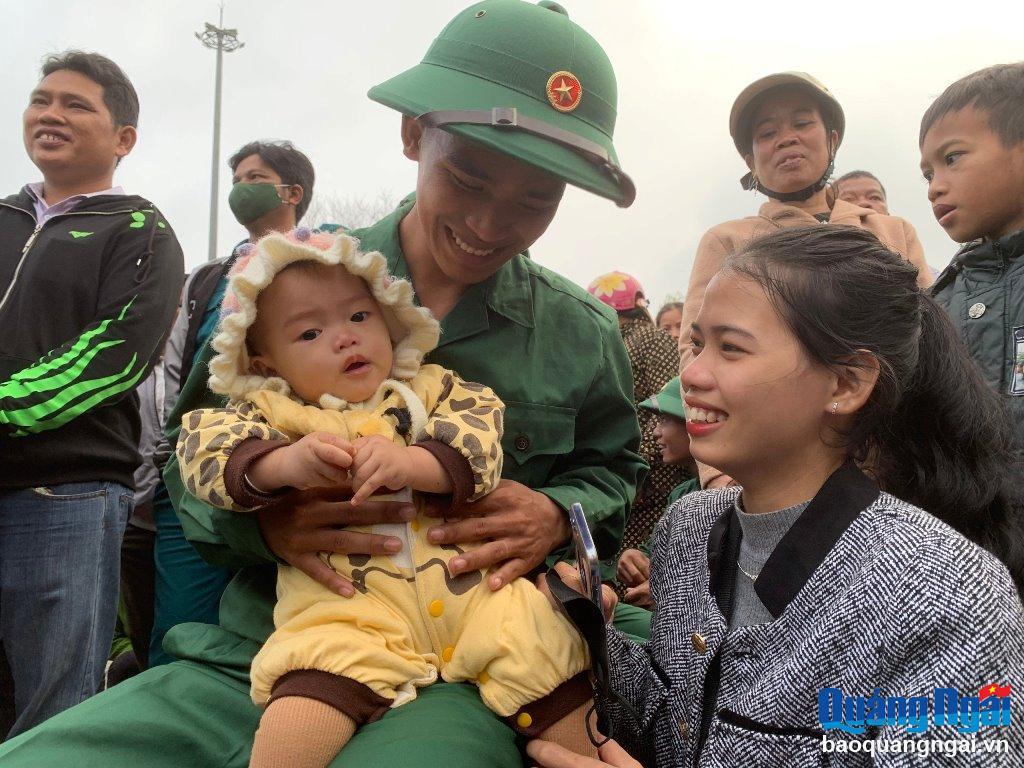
[537,561,618,623]
[257,486,416,597]
[424,479,571,590]
[526,738,641,768]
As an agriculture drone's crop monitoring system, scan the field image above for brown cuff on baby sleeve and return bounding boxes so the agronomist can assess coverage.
[414,439,475,511]
[502,672,594,737]
[224,437,291,508]
[268,670,393,725]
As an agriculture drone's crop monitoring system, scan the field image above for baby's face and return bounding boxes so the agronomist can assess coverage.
[249,263,394,403]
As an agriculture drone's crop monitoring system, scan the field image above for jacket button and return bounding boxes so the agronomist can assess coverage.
[514,435,530,452]
[691,632,707,654]
[678,720,689,739]
[968,302,987,319]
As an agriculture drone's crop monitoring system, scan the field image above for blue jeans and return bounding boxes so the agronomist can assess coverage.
[0,481,130,737]
[149,483,233,666]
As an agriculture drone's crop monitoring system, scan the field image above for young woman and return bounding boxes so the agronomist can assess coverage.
[655,302,685,342]
[532,225,1024,768]
[681,72,933,492]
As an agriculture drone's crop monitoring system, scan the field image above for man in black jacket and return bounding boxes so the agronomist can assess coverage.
[0,51,183,737]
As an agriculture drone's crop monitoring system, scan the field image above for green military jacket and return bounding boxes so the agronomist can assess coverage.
[931,228,1024,440]
[162,200,645,654]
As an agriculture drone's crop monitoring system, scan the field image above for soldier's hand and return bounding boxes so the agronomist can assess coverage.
[257,486,415,596]
[623,580,653,609]
[616,548,650,587]
[424,479,571,591]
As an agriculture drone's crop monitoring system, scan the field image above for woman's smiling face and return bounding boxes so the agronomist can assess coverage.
[680,271,836,484]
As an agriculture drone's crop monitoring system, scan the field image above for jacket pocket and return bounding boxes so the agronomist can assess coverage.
[702,709,859,767]
[500,401,576,482]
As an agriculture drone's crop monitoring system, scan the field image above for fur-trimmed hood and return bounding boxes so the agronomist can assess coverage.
[208,227,439,405]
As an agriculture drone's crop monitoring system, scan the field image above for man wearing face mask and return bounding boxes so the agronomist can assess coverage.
[145,139,315,667]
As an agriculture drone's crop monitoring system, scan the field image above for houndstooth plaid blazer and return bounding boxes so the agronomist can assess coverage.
[603,463,1024,767]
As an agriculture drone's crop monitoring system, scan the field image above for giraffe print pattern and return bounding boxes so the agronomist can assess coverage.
[423,372,504,500]
[177,364,504,512]
[175,405,288,512]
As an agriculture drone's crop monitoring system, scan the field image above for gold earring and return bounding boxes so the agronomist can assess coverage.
[831,402,839,416]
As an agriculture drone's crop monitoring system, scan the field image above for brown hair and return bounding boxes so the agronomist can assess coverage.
[919,62,1024,148]
[727,225,1024,592]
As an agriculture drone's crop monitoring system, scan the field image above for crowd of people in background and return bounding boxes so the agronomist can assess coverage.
[0,1,1022,766]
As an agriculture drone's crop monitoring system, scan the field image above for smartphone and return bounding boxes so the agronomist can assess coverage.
[569,502,603,608]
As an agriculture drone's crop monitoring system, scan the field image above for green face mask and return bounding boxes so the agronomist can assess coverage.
[228,182,289,225]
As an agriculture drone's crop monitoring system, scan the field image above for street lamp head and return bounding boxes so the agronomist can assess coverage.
[195,21,243,52]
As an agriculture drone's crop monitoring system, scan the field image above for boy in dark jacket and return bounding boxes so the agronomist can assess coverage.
[0,51,182,736]
[921,61,1024,446]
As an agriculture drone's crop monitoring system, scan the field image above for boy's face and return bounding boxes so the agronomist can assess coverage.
[920,105,1024,242]
[837,176,889,215]
[249,264,395,404]
[401,118,565,287]
[23,69,135,185]
[653,413,691,465]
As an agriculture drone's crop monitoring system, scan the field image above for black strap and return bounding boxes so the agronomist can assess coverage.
[179,254,238,389]
[544,570,639,745]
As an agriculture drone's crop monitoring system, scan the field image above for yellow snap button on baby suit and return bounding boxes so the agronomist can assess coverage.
[428,599,444,617]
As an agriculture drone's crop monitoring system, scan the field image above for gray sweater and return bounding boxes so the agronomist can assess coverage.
[603,465,1024,767]
[731,498,809,628]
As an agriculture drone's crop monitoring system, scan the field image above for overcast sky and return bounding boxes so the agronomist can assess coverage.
[5,0,1022,307]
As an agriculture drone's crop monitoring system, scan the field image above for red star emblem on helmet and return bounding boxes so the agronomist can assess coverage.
[545,71,582,113]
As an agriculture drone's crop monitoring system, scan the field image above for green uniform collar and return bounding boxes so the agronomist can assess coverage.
[353,197,535,339]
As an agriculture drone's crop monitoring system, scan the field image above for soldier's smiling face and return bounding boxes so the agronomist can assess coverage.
[400,117,565,287]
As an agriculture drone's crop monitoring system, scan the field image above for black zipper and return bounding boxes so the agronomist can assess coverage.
[717,708,826,739]
[0,203,135,314]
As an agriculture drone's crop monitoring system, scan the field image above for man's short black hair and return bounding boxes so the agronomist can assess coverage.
[41,51,139,128]
[835,170,886,199]
[919,62,1024,148]
[228,140,316,223]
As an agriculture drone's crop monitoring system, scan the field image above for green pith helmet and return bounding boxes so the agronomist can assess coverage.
[368,0,635,207]
[638,376,686,421]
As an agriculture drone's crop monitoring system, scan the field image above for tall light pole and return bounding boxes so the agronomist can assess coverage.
[196,5,243,262]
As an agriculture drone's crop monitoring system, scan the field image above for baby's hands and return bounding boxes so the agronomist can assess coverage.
[349,435,414,506]
[253,432,353,492]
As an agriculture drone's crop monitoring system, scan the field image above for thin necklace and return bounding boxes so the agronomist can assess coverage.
[738,562,760,581]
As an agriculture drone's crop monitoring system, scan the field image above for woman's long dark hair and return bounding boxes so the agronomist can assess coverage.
[726,225,1024,593]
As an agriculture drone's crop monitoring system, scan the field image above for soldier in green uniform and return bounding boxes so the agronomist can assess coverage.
[0,2,644,766]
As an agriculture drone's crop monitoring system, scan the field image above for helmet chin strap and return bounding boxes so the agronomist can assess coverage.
[749,154,835,202]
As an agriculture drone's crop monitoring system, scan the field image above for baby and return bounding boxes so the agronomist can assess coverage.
[176,229,594,768]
